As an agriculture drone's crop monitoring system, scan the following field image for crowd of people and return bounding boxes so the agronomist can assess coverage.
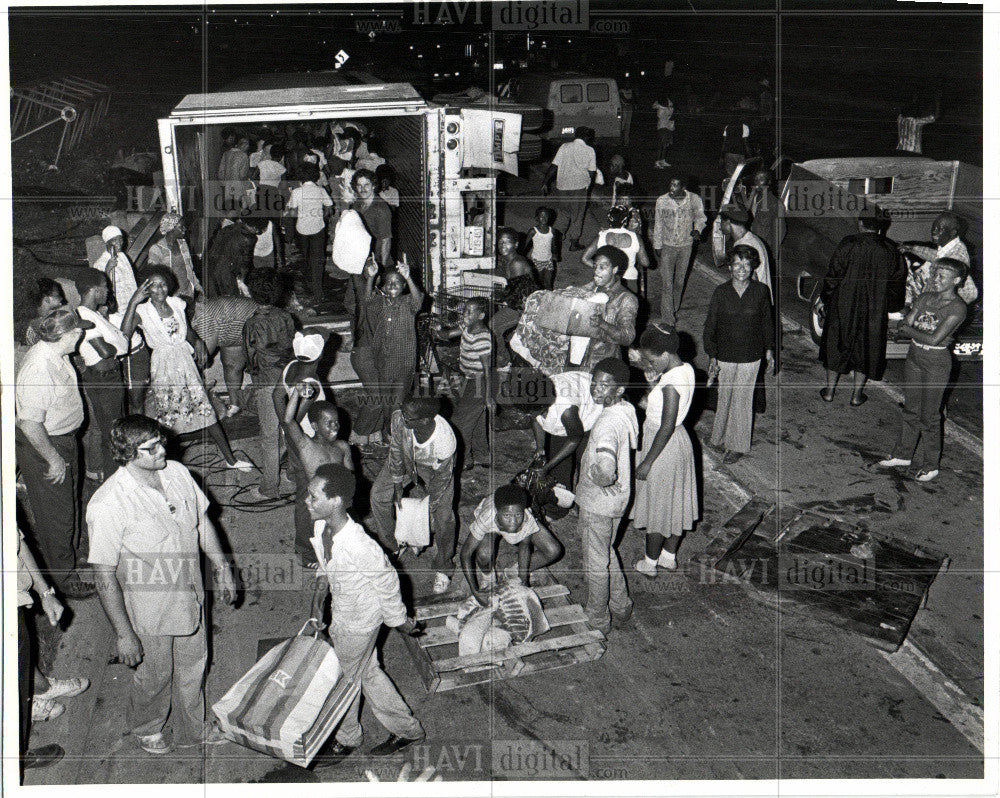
[13,106,978,777]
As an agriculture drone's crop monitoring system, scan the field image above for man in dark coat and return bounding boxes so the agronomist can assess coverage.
[819,210,906,405]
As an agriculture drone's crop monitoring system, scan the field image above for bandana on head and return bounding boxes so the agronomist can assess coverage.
[159,212,182,236]
[102,225,123,243]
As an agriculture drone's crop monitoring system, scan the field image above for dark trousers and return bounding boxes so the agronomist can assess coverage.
[15,430,82,588]
[291,463,316,565]
[19,607,31,757]
[80,363,126,479]
[298,230,326,298]
[451,374,491,461]
[891,344,952,471]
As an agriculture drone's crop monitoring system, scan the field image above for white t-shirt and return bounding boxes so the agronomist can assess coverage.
[536,371,602,437]
[76,305,129,367]
[287,181,333,236]
[531,227,554,261]
[597,229,641,281]
[257,159,286,188]
[551,139,597,191]
[412,415,457,468]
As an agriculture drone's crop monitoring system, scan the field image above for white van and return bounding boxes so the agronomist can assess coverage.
[501,72,622,143]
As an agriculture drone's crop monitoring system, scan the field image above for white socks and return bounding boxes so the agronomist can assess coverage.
[657,550,677,568]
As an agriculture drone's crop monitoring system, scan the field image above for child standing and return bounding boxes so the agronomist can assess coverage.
[282,390,353,565]
[652,98,675,169]
[435,297,494,470]
[631,324,698,577]
[350,259,423,448]
[574,358,638,634]
[524,207,560,290]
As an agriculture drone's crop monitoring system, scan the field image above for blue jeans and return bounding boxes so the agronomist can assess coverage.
[578,509,633,631]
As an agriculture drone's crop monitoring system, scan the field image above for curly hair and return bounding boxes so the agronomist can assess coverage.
[110,415,164,466]
[138,264,179,295]
[350,168,377,192]
[729,244,761,270]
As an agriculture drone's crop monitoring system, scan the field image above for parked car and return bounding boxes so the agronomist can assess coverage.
[781,157,982,361]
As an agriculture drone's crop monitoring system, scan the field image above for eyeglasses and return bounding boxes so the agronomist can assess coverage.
[137,438,166,454]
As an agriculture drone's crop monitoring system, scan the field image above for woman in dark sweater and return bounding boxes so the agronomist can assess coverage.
[703,245,774,463]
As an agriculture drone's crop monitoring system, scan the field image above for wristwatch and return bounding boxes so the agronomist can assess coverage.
[42,586,57,597]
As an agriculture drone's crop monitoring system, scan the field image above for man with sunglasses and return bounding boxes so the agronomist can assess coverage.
[86,415,237,756]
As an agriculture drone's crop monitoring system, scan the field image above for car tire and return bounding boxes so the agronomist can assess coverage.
[810,289,825,345]
[517,133,543,162]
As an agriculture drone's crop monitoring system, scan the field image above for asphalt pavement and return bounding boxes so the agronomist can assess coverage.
[22,132,984,785]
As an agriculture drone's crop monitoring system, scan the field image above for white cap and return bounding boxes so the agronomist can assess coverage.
[102,225,123,242]
[293,331,324,362]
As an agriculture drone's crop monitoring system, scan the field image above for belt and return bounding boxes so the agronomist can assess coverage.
[912,340,948,351]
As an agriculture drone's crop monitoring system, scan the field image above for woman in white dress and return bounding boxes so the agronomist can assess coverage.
[631,323,699,577]
[121,266,252,471]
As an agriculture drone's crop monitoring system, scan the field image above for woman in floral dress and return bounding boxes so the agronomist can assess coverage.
[121,266,252,471]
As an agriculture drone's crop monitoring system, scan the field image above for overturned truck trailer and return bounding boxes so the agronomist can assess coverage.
[156,70,523,298]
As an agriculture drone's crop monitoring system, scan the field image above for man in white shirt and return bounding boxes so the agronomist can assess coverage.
[88,415,236,755]
[15,307,95,598]
[306,464,425,765]
[543,126,597,250]
[93,225,149,412]
[285,161,333,299]
[369,397,458,594]
[900,211,978,307]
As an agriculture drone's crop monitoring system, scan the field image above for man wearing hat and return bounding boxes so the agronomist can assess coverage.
[15,307,97,598]
[94,225,149,412]
[719,205,772,300]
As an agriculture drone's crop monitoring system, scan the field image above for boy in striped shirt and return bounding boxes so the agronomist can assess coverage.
[435,297,494,470]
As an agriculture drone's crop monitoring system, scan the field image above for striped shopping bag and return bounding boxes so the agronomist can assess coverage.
[212,621,371,767]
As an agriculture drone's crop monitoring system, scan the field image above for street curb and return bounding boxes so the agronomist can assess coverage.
[690,255,984,461]
[690,260,985,746]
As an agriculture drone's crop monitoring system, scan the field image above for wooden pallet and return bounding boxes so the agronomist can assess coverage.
[402,582,606,692]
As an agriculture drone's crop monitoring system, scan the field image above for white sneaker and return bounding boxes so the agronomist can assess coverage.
[228,459,255,472]
[432,572,451,594]
[35,677,90,701]
[915,469,939,482]
[657,551,678,572]
[877,457,911,468]
[31,699,65,722]
[634,558,658,578]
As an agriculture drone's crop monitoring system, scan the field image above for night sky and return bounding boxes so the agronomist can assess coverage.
[7,1,983,164]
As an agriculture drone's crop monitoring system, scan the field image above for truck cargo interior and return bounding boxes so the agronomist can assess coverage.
[173,114,428,288]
